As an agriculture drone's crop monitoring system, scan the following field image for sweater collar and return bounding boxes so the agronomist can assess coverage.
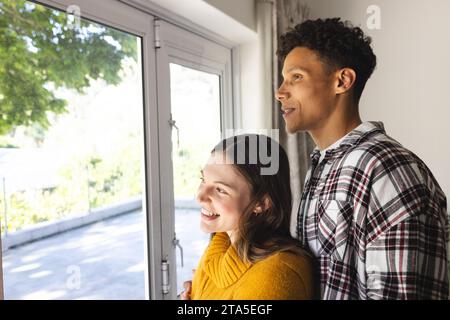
[203,232,252,289]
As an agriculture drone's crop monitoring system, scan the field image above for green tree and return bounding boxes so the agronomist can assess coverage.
[0,0,137,135]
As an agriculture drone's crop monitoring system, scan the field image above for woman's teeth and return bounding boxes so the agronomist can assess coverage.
[201,208,220,217]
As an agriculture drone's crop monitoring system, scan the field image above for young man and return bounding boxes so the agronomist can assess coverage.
[276,18,449,299]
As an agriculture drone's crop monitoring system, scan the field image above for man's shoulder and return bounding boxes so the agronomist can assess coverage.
[341,130,424,170]
[340,131,447,240]
[339,131,446,198]
[345,130,446,207]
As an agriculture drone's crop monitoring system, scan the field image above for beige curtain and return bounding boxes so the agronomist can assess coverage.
[272,0,316,235]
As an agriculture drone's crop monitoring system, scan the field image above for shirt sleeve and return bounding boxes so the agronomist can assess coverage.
[365,158,449,299]
[366,213,449,299]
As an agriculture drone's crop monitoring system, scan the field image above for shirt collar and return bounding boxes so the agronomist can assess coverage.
[309,121,386,163]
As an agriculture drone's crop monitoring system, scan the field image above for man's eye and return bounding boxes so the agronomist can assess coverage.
[199,176,205,183]
[292,74,302,80]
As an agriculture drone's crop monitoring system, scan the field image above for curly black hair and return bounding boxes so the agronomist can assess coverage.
[277,18,377,102]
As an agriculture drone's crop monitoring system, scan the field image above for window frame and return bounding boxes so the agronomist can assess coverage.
[154,18,235,299]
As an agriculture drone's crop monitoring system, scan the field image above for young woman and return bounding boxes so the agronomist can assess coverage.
[184,134,314,300]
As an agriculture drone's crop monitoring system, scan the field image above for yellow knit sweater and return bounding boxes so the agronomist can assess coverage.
[191,232,314,300]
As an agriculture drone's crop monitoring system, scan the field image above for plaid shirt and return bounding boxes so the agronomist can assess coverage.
[296,121,449,299]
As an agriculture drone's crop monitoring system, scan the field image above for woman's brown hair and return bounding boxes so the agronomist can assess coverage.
[211,134,309,264]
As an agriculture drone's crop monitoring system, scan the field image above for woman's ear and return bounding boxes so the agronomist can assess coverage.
[253,196,272,214]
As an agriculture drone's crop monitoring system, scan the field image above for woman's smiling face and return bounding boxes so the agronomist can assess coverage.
[196,152,253,237]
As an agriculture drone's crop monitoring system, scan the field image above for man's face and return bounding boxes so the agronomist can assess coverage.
[276,47,337,134]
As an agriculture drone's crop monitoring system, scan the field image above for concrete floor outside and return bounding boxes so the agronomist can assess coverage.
[2,209,208,300]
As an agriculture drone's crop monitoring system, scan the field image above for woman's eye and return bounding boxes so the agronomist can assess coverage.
[216,187,227,194]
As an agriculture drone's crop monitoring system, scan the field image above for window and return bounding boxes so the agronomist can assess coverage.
[0,0,237,300]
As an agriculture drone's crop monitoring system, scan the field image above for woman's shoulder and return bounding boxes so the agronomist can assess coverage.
[235,251,315,300]
[245,250,314,286]
[258,250,314,277]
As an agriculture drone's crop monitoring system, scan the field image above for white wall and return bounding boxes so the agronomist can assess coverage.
[204,0,256,31]
[146,0,256,43]
[302,0,450,199]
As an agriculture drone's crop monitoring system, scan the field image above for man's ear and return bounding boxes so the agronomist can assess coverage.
[335,68,356,95]
[253,196,272,214]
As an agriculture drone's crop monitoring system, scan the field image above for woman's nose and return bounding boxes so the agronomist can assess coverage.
[196,186,209,204]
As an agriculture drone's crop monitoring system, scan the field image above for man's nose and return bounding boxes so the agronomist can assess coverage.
[275,83,289,102]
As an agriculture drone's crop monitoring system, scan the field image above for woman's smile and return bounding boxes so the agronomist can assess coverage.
[201,207,220,221]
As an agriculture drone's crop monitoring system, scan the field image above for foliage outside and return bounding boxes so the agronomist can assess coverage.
[0,0,136,135]
[0,0,143,233]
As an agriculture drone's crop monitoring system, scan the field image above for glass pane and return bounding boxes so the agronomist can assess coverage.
[169,63,221,295]
[0,0,146,299]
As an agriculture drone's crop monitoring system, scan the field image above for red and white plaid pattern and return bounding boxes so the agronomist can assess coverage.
[296,122,449,299]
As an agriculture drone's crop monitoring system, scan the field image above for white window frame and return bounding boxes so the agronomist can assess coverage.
[154,18,235,299]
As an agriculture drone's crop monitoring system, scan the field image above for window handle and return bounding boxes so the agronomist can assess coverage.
[168,114,180,149]
[173,237,184,268]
